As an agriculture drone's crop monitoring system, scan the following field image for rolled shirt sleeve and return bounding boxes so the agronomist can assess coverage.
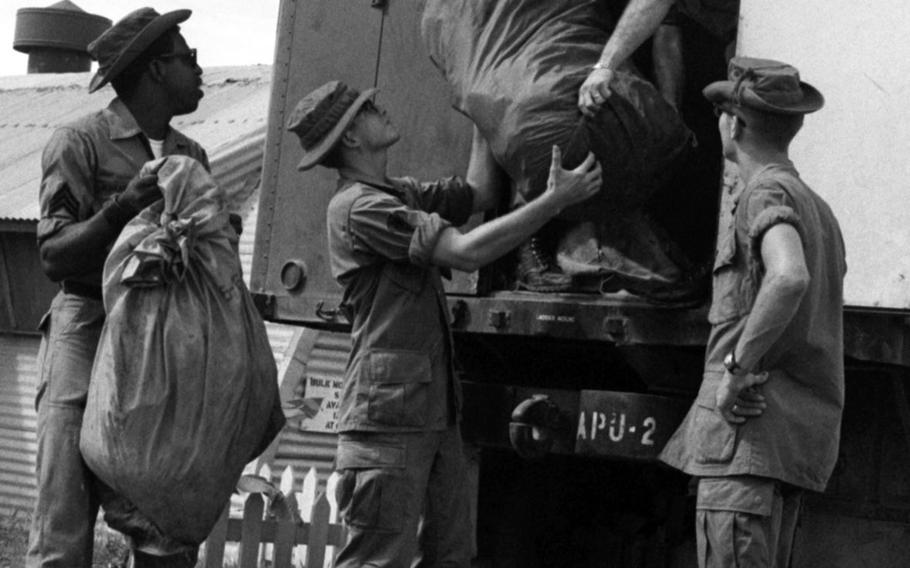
[348,193,454,268]
[348,176,474,267]
[744,183,802,260]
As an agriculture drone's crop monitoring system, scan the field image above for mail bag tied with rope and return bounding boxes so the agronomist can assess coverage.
[81,155,285,544]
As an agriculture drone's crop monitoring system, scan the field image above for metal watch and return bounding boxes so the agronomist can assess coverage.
[723,350,746,375]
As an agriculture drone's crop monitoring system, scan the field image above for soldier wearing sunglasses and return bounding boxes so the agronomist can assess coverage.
[30,7,209,568]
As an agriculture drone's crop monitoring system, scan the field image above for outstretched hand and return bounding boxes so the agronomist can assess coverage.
[578,67,615,117]
[545,145,602,211]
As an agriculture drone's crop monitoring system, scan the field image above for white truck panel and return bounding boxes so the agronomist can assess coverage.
[739,0,910,309]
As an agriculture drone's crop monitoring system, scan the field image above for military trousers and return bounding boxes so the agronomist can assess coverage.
[27,291,104,568]
[696,476,803,568]
[334,426,472,568]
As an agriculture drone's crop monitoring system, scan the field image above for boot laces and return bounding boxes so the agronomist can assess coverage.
[529,238,551,270]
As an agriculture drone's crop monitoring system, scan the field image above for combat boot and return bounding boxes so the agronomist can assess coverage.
[516,235,573,292]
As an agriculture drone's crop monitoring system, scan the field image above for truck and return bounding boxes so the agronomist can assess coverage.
[250,0,910,566]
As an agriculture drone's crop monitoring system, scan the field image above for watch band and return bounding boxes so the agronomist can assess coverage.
[724,350,745,375]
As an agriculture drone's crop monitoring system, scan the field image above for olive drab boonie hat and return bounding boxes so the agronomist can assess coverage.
[703,56,824,115]
[87,7,192,93]
[286,81,378,171]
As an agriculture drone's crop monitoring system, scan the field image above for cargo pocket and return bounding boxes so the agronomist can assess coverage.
[336,435,407,532]
[366,350,431,427]
[693,373,737,464]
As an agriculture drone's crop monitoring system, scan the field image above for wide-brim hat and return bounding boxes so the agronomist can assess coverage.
[87,8,191,94]
[286,81,378,171]
[704,56,824,115]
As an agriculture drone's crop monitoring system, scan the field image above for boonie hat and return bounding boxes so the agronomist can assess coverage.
[87,7,191,94]
[703,56,824,115]
[286,81,378,171]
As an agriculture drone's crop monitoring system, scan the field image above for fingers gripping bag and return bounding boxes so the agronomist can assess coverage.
[420,0,696,220]
[80,156,285,544]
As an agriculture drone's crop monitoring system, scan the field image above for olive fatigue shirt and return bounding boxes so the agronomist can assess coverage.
[660,162,847,492]
[38,97,210,288]
[327,175,474,433]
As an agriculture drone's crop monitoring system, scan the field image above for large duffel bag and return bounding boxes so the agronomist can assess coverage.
[81,156,285,544]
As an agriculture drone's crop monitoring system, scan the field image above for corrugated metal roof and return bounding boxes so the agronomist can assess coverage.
[0,65,273,221]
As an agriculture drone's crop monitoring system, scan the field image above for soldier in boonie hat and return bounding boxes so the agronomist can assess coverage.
[659,56,846,568]
[286,80,602,568]
[286,80,379,170]
[29,7,209,568]
[703,56,824,115]
[88,7,192,93]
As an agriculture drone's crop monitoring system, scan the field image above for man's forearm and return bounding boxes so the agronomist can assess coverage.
[40,212,125,281]
[597,0,676,69]
[432,191,559,272]
[733,271,808,372]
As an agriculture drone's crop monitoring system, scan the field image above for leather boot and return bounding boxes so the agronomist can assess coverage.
[516,235,573,292]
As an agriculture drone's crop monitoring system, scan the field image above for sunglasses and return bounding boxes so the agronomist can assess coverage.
[157,48,198,66]
[357,100,381,116]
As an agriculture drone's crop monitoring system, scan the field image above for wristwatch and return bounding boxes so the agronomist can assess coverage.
[723,350,746,375]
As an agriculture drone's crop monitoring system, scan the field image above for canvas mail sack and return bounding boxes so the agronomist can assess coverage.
[421,0,695,221]
[81,156,285,544]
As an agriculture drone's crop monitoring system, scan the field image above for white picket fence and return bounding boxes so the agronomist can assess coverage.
[200,464,347,568]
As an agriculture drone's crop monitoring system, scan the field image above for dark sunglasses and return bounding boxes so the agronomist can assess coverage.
[357,100,380,116]
[157,48,198,66]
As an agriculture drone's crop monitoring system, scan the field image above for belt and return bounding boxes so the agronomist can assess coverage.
[61,281,103,301]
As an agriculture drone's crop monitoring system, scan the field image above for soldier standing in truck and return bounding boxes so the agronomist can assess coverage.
[658,57,847,567]
[285,80,602,567]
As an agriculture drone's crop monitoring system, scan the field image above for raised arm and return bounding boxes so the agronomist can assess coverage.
[578,0,676,117]
[431,146,602,272]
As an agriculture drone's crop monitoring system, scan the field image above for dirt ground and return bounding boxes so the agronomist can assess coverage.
[0,510,130,568]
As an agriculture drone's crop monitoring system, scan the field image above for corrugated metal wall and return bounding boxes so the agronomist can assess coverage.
[0,333,39,516]
[268,329,349,490]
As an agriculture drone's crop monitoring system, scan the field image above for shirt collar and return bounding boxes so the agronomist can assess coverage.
[338,175,405,199]
[105,98,144,140]
[104,98,180,147]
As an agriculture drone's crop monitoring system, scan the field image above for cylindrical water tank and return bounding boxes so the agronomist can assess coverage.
[13,0,111,74]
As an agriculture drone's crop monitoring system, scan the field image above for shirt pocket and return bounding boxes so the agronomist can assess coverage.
[365,349,432,427]
[707,223,747,325]
[692,371,738,464]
